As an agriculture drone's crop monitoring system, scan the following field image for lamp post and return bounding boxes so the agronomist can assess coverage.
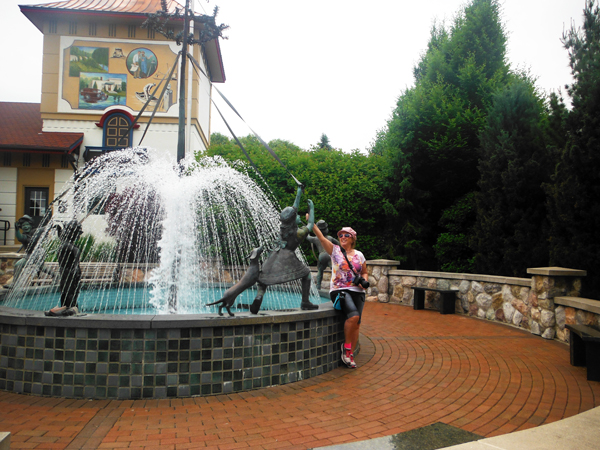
[143,1,227,163]
[176,0,191,163]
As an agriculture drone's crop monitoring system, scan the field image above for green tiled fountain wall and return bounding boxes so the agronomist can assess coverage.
[0,311,344,399]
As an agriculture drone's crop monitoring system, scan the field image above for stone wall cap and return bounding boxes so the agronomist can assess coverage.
[388,270,531,286]
[0,305,338,329]
[527,267,587,277]
[366,259,400,266]
[555,296,600,314]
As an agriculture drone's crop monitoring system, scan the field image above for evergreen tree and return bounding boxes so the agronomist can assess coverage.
[318,134,332,150]
[434,192,477,273]
[546,0,600,296]
[375,0,509,268]
[473,76,552,277]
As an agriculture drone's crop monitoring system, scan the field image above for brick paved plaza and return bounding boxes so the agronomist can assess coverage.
[1,302,599,449]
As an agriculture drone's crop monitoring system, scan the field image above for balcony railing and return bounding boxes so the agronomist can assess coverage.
[83,146,126,162]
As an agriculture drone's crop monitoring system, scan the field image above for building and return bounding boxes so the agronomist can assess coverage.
[0,0,225,244]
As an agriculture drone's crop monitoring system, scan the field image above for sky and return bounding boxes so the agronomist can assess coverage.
[0,0,588,153]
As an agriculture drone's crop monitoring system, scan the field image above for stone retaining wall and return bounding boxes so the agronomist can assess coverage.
[4,252,599,345]
[363,260,597,344]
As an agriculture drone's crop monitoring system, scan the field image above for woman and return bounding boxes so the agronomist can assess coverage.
[311,223,368,368]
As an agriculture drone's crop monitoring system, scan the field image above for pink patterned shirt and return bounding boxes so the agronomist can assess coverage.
[330,245,366,293]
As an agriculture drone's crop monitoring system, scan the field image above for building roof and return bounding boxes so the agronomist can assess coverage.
[19,0,184,15]
[20,0,226,82]
[0,102,83,154]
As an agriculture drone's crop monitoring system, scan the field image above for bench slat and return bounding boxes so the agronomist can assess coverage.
[29,262,120,286]
[565,324,600,382]
[412,287,457,294]
[566,324,600,342]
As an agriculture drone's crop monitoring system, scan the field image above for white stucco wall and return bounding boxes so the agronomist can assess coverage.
[0,167,17,244]
[52,168,74,224]
[51,168,114,243]
[43,119,206,164]
[197,70,212,145]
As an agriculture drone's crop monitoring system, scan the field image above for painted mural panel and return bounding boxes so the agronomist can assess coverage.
[127,48,157,79]
[61,39,178,114]
[69,46,109,77]
[79,72,127,109]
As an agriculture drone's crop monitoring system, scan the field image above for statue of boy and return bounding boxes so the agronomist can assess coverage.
[12,215,35,284]
[45,220,83,316]
[209,186,318,315]
[11,215,51,287]
[15,215,34,249]
[307,220,339,289]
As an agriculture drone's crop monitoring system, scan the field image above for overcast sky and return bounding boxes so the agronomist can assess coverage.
[0,0,587,152]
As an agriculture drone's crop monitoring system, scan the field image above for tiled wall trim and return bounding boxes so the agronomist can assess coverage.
[0,307,344,399]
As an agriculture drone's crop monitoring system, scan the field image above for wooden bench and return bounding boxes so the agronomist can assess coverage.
[32,262,120,286]
[565,324,600,382]
[411,287,457,315]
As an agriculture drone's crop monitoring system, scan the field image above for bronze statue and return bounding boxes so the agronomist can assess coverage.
[12,215,35,285]
[208,186,318,316]
[15,215,35,249]
[307,220,339,289]
[208,246,264,316]
[45,220,83,316]
[11,215,51,287]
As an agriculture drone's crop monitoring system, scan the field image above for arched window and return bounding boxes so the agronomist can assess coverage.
[103,113,132,148]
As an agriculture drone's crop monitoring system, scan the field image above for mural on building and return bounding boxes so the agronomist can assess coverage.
[79,72,127,109]
[62,40,178,114]
[111,48,125,59]
[127,48,157,79]
[69,46,109,77]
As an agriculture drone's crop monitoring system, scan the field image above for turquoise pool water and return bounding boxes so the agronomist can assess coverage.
[10,286,328,315]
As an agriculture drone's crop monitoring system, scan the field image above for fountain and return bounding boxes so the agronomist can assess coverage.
[0,149,344,399]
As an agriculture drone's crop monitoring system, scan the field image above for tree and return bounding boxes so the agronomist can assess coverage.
[434,192,477,273]
[92,47,108,65]
[375,0,510,268]
[318,134,332,150]
[546,0,600,296]
[202,134,389,263]
[473,76,552,277]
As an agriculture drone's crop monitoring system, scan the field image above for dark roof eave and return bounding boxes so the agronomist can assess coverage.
[0,146,77,153]
[205,38,226,83]
[0,135,83,154]
[68,136,84,153]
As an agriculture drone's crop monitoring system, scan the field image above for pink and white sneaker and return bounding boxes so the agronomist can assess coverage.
[341,344,357,368]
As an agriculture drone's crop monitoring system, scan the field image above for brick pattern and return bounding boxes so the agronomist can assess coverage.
[1,302,599,449]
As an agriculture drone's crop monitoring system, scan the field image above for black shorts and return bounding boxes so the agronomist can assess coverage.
[330,289,365,324]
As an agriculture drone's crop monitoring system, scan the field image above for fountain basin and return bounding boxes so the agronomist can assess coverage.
[0,299,344,399]
[5,283,329,315]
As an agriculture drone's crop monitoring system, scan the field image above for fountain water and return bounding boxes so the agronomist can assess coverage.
[3,148,320,314]
[0,148,343,400]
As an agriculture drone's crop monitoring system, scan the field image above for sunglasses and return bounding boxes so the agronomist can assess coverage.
[338,233,353,238]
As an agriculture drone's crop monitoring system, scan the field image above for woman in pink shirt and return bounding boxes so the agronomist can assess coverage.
[310,224,369,368]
